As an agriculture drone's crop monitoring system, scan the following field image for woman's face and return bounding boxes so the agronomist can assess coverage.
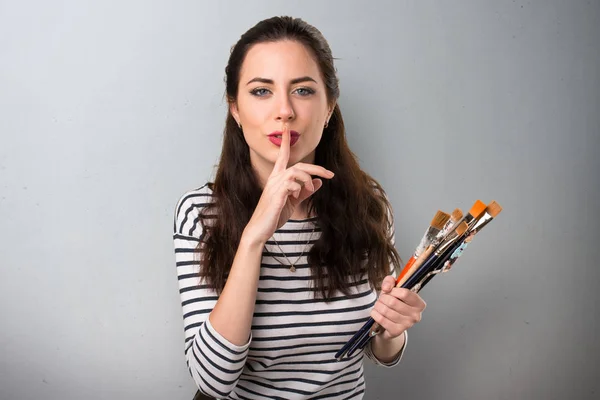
[230,40,333,177]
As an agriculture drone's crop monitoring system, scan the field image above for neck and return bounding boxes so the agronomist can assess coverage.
[290,203,314,220]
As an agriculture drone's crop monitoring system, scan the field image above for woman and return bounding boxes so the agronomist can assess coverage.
[173,16,426,400]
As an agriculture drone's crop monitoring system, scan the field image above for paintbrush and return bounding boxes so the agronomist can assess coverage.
[445,200,486,237]
[336,200,495,360]
[471,201,502,232]
[364,203,483,339]
[395,210,471,289]
[360,210,466,342]
[335,318,375,360]
[351,219,469,352]
[438,201,503,272]
[347,223,472,356]
[401,221,469,290]
[402,200,487,287]
[415,201,503,291]
[430,200,491,272]
[437,208,463,241]
[394,210,450,288]
[414,210,451,258]
[400,208,462,282]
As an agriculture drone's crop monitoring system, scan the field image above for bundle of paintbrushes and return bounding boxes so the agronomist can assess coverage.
[334,200,502,361]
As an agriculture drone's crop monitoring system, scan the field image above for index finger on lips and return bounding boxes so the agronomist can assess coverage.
[272,124,290,175]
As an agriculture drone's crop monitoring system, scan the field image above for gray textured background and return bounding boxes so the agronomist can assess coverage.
[1,1,598,399]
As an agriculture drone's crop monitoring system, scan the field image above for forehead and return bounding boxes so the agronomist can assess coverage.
[240,40,322,82]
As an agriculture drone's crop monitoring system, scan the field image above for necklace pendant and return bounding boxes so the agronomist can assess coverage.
[289,265,296,272]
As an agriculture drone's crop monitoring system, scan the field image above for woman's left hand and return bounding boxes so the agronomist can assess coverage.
[371,275,427,340]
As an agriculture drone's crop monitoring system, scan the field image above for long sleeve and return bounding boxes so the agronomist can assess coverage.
[363,331,407,367]
[173,187,251,398]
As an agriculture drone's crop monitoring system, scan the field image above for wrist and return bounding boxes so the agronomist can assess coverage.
[240,228,268,249]
[371,331,406,363]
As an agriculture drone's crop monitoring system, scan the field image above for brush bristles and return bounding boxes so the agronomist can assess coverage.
[431,211,450,231]
[450,208,463,222]
[469,200,487,219]
[486,201,502,218]
[456,221,469,236]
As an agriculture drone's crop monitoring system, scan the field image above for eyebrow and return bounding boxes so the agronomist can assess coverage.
[246,76,317,86]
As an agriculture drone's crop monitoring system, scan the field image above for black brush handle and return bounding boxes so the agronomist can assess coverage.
[351,326,375,355]
[336,243,464,359]
[412,236,469,292]
[334,318,375,359]
[403,234,468,289]
[402,253,441,289]
[338,225,495,360]
[335,255,439,360]
[346,324,373,357]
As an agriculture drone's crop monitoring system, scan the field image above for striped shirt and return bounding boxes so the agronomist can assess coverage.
[173,184,405,399]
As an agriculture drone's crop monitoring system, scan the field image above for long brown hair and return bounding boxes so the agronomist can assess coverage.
[199,16,401,299]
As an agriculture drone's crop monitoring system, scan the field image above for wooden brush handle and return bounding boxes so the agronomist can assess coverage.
[395,255,416,286]
[396,245,434,287]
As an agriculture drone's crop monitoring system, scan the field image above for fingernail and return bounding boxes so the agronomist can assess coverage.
[382,282,391,291]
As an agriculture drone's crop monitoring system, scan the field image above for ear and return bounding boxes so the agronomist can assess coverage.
[326,102,336,122]
[229,101,241,125]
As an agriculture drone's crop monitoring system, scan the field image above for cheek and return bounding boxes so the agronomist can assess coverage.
[237,98,266,126]
[301,131,323,154]
[298,102,326,130]
[308,99,328,118]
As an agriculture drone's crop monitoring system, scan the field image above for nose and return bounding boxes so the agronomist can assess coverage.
[275,93,295,122]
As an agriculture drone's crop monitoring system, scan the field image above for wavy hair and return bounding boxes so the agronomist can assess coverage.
[198,16,401,299]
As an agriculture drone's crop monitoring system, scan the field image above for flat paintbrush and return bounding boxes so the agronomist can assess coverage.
[401,200,487,289]
[336,200,493,359]
[346,221,470,356]
[367,201,485,339]
[429,201,503,277]
[394,210,450,293]
[414,201,503,293]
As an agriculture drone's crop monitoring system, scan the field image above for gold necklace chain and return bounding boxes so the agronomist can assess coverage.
[269,224,316,272]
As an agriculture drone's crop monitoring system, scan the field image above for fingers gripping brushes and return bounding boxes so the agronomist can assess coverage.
[335,200,503,361]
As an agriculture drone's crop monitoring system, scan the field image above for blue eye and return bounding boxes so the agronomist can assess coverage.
[250,88,270,97]
[295,87,315,96]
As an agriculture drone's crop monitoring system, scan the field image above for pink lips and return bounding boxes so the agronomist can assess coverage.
[268,130,300,147]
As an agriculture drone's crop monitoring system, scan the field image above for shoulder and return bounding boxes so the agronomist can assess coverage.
[173,183,214,237]
[174,182,214,212]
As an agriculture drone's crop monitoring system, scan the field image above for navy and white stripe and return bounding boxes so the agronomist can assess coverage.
[173,184,405,399]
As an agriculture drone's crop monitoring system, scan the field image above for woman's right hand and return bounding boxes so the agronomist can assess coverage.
[243,124,335,246]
